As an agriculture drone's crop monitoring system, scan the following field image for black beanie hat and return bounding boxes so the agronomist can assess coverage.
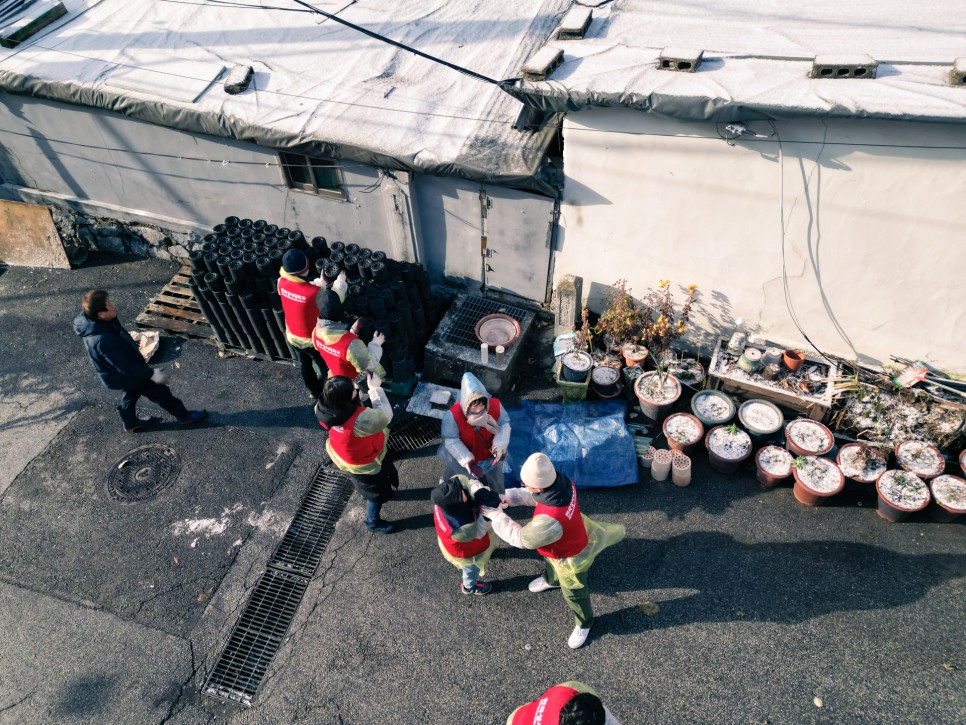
[431,478,473,516]
[282,249,309,275]
[316,287,345,323]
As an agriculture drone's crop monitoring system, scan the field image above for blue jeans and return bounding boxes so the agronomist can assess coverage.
[461,564,480,589]
[365,499,384,528]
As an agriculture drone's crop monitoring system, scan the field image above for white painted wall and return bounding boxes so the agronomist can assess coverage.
[556,109,966,372]
[0,94,412,258]
[414,175,555,302]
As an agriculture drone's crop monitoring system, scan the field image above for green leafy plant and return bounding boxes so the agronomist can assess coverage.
[792,456,808,470]
[726,423,740,436]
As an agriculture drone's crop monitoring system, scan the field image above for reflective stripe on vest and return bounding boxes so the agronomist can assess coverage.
[277,277,319,340]
[327,406,384,465]
[450,397,501,463]
[313,329,360,378]
[509,685,580,725]
[434,505,490,559]
[533,482,588,559]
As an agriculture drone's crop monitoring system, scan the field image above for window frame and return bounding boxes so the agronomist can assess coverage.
[277,151,346,201]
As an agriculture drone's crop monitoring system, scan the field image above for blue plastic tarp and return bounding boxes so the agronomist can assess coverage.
[506,400,638,488]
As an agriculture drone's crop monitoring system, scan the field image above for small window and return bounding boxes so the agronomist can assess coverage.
[279,152,345,200]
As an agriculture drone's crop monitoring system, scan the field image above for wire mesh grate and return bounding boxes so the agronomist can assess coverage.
[268,468,353,577]
[387,415,441,457]
[441,295,529,349]
[203,568,309,706]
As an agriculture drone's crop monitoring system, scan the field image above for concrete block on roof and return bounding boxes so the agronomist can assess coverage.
[558,6,592,40]
[810,54,878,79]
[522,47,564,81]
[0,0,66,49]
[949,58,966,86]
[658,48,704,73]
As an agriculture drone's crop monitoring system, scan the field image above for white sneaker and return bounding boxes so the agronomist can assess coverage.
[528,576,560,593]
[568,625,591,649]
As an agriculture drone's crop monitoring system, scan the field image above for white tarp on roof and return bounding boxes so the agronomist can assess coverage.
[511,0,966,123]
[0,0,570,193]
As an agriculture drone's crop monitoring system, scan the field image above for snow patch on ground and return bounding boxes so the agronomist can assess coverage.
[171,503,244,538]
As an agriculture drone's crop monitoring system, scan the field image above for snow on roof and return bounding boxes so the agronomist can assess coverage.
[0,0,570,193]
[513,0,966,123]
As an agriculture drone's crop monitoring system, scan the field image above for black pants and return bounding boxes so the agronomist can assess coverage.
[118,380,189,428]
[293,344,328,398]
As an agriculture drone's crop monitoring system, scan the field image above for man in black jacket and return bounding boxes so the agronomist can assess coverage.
[73,289,207,432]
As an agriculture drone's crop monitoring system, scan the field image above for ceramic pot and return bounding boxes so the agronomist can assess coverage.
[792,457,844,506]
[622,344,649,368]
[762,347,784,366]
[591,365,623,398]
[875,470,930,522]
[705,425,753,474]
[634,372,682,422]
[894,439,945,479]
[651,449,672,481]
[784,419,834,457]
[738,399,784,445]
[755,446,793,488]
[783,349,805,372]
[737,347,763,372]
[663,412,704,456]
[691,390,736,427]
[561,350,593,383]
[836,442,887,485]
[927,475,966,522]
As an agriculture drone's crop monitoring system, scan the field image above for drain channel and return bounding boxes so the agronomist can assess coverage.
[203,465,352,706]
[387,414,441,456]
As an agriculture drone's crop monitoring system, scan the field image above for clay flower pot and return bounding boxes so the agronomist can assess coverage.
[894,439,945,479]
[784,419,834,458]
[651,449,673,481]
[691,389,735,427]
[755,446,793,488]
[927,475,966,522]
[622,344,649,368]
[836,442,887,485]
[792,457,844,506]
[663,412,704,456]
[671,453,692,487]
[960,450,966,478]
[875,470,930,522]
[705,425,753,474]
[634,371,682,422]
[738,399,784,445]
[783,349,805,372]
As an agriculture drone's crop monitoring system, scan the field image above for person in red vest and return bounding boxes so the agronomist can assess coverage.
[507,681,621,725]
[277,249,345,400]
[321,373,397,533]
[312,287,385,381]
[430,475,501,595]
[482,453,625,649]
[438,372,511,494]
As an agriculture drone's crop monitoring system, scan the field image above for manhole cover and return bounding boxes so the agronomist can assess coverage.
[106,444,181,503]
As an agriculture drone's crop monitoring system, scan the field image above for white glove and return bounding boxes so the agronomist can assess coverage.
[490,444,506,461]
[366,371,382,389]
[332,271,348,300]
[309,277,325,288]
[372,331,385,347]
[480,504,506,520]
[150,369,170,385]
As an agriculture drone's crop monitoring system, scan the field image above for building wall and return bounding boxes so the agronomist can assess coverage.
[413,175,556,302]
[556,109,966,372]
[0,93,413,260]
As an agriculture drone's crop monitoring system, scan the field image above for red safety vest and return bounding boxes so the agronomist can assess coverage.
[510,685,581,725]
[450,397,501,463]
[313,328,360,378]
[277,277,319,340]
[534,482,588,560]
[434,506,490,559]
[327,407,384,466]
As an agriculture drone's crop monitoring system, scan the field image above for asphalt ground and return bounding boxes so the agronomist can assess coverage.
[0,254,963,724]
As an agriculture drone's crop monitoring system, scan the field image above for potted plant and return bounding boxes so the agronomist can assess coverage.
[784,418,834,457]
[705,424,752,474]
[634,279,699,421]
[836,442,887,485]
[738,399,784,445]
[663,412,704,456]
[791,456,844,506]
[927,475,966,522]
[691,389,735,427]
[875,469,930,522]
[559,308,593,383]
[894,439,945,479]
[594,279,643,357]
[755,446,793,488]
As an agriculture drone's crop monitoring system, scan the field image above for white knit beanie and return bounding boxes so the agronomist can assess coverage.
[520,452,556,489]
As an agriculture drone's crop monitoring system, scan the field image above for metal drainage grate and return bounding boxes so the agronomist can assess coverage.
[268,468,353,577]
[203,568,309,706]
[105,444,181,503]
[387,414,441,457]
[441,295,529,349]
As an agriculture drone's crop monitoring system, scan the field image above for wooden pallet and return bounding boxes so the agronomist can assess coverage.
[135,266,216,344]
